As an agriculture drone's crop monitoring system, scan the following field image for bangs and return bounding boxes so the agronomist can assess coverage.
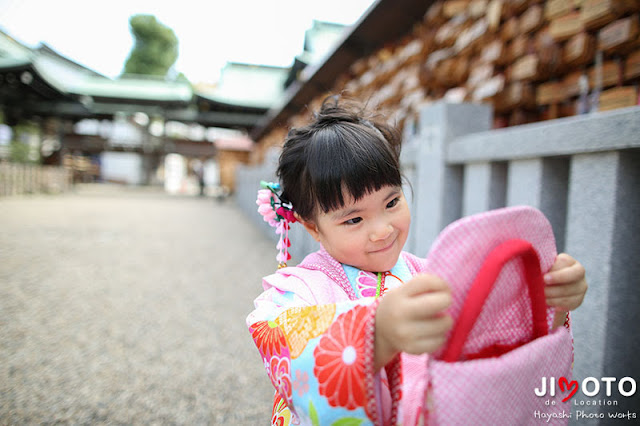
[306,123,402,214]
[276,95,404,222]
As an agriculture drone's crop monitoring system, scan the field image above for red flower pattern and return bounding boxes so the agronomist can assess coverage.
[269,355,293,406]
[313,305,368,410]
[271,392,292,426]
[250,320,288,358]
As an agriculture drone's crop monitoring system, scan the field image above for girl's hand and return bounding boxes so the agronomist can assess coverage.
[374,274,453,370]
[544,253,588,328]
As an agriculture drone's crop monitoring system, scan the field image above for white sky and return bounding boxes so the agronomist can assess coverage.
[0,0,375,84]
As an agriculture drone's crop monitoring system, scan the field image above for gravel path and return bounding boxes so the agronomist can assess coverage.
[0,185,275,425]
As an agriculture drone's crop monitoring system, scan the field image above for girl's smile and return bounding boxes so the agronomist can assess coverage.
[369,239,396,254]
[300,185,411,272]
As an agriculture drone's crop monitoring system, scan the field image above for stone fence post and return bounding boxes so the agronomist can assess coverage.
[400,102,492,256]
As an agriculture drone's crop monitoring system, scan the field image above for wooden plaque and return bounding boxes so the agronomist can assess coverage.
[501,16,520,41]
[624,49,640,80]
[580,0,631,31]
[469,0,489,18]
[501,81,536,110]
[563,70,589,97]
[480,38,505,63]
[434,59,454,87]
[588,59,623,89]
[443,0,471,18]
[456,55,472,84]
[550,11,585,41]
[519,4,545,34]
[511,54,541,81]
[509,35,532,62]
[598,15,640,54]
[455,18,489,55]
[563,32,596,67]
[545,0,575,20]
[536,29,563,72]
[537,81,567,105]
[468,63,496,88]
[598,86,639,111]
[487,0,504,32]
[473,74,505,102]
[436,18,468,48]
[425,2,447,26]
[506,0,529,16]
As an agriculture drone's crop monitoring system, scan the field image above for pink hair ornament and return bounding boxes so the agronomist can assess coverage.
[256,181,297,268]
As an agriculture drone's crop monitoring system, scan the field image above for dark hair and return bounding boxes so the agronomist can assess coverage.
[277,96,403,222]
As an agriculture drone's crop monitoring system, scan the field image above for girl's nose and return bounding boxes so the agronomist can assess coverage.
[370,222,393,242]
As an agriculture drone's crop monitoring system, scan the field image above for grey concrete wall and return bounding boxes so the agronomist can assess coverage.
[447,106,640,162]
[563,150,640,422]
[439,104,639,424]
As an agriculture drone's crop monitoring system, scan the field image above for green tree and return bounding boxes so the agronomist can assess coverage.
[122,14,179,78]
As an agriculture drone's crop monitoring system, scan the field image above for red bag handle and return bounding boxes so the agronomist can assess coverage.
[441,239,549,362]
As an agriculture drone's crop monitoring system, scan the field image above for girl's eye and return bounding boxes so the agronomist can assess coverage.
[345,217,362,225]
[387,197,400,208]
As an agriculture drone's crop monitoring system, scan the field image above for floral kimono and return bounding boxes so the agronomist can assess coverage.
[246,247,429,426]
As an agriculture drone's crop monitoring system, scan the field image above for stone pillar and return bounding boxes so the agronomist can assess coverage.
[566,151,640,423]
[507,158,545,207]
[462,161,507,216]
[410,102,492,257]
[507,157,569,251]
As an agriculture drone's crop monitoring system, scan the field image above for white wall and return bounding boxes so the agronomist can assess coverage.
[100,151,143,185]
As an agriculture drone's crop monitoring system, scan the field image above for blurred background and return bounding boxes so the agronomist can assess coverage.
[1,0,638,197]
[2,0,639,424]
[0,0,374,195]
[0,1,376,424]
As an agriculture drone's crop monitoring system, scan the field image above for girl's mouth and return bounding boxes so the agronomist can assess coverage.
[370,238,395,254]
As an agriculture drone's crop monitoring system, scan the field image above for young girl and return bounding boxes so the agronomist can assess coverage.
[247,97,587,425]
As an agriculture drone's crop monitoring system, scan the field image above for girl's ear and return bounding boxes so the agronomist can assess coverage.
[295,213,321,242]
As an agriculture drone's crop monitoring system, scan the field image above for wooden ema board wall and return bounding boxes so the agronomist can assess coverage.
[257,0,640,149]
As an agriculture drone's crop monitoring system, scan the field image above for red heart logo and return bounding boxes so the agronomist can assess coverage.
[559,377,578,402]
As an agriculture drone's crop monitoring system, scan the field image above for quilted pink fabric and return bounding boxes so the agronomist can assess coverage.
[410,206,574,425]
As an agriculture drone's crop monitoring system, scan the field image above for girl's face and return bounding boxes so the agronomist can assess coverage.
[301,185,411,272]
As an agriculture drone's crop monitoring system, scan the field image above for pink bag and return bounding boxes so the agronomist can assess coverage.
[417,207,574,425]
